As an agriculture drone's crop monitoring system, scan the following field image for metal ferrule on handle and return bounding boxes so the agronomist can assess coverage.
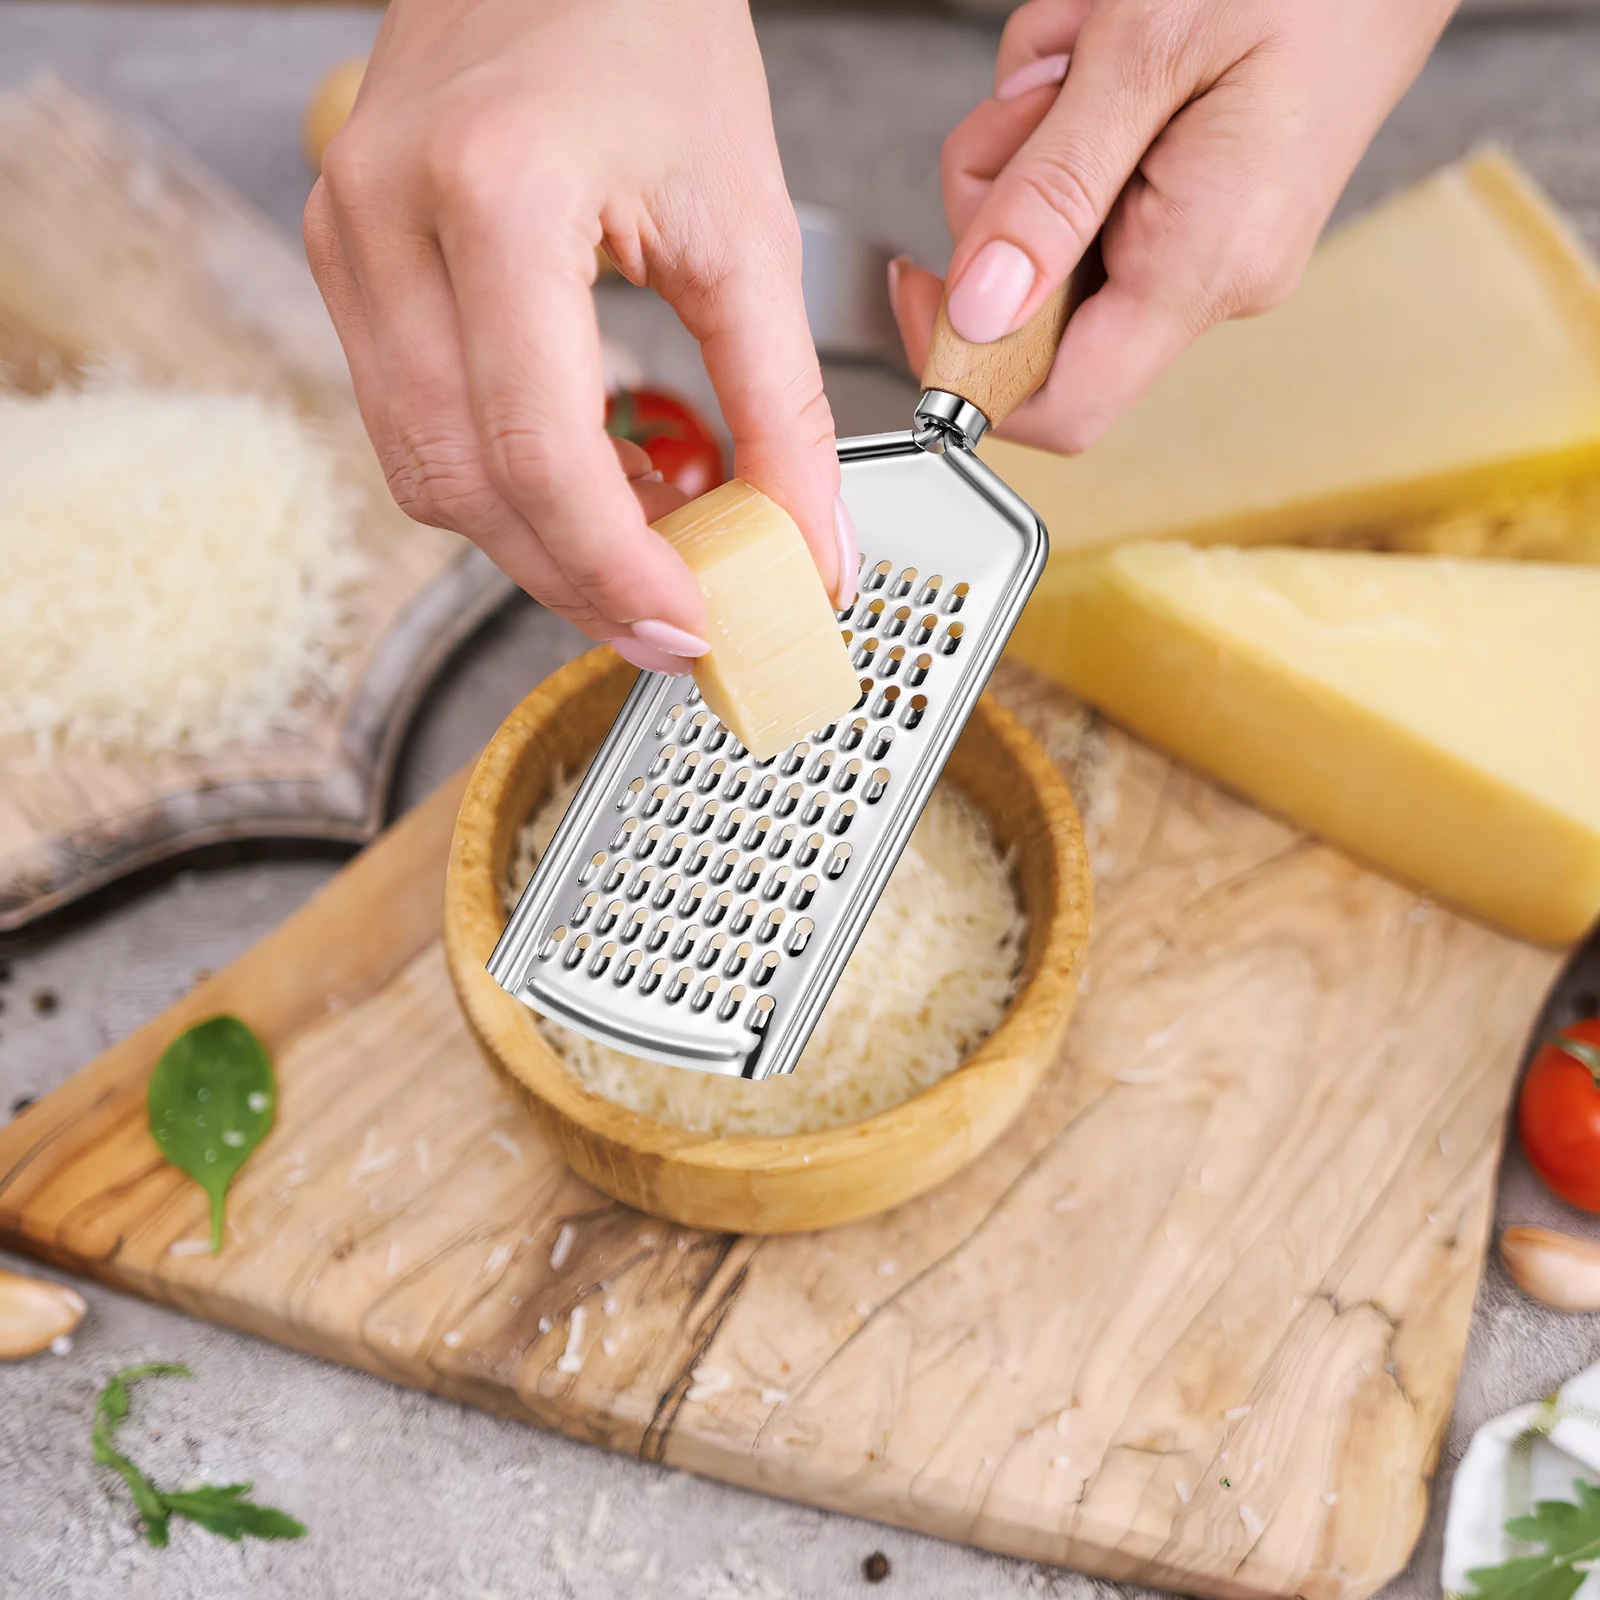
[913,390,990,454]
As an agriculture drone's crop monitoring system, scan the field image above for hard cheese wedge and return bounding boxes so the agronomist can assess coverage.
[1033,543,1600,944]
[986,151,1600,568]
[652,479,859,761]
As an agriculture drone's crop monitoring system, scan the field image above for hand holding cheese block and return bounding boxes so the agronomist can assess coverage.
[1020,543,1600,944]
[649,479,860,762]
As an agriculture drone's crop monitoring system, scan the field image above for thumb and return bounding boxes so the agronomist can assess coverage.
[887,256,946,378]
[942,8,1185,346]
[667,209,855,609]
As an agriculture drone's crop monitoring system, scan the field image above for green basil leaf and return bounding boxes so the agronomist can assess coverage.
[161,1483,307,1542]
[147,1016,276,1252]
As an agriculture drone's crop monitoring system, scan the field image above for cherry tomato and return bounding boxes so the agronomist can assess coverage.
[605,388,724,500]
[1519,1018,1600,1211]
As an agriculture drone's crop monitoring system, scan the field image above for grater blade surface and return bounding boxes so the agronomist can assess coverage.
[487,429,1047,1081]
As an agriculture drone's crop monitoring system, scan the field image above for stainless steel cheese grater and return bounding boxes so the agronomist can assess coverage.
[489,272,1090,1081]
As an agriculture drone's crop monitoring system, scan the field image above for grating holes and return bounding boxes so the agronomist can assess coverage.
[615,949,644,987]
[666,792,691,826]
[628,865,658,901]
[881,646,906,678]
[690,976,720,1013]
[654,705,685,737]
[786,918,814,956]
[754,951,782,985]
[852,638,879,671]
[538,925,569,961]
[724,941,752,978]
[661,832,687,867]
[911,614,937,646]
[807,749,835,782]
[853,678,872,712]
[563,933,593,970]
[919,574,943,605]
[698,759,727,794]
[689,800,720,836]
[749,994,775,1033]
[683,706,708,737]
[571,892,600,927]
[761,865,792,901]
[698,932,727,970]
[588,942,617,979]
[677,881,707,918]
[596,899,623,934]
[705,891,733,926]
[646,916,675,951]
[611,818,639,850]
[835,758,862,793]
[723,766,752,800]
[795,833,823,868]
[828,800,857,836]
[647,745,676,778]
[717,807,747,844]
[718,984,747,1023]
[579,851,608,885]
[940,621,965,656]
[726,737,748,760]
[744,816,772,850]
[673,750,701,785]
[735,857,764,893]
[944,582,969,614]
[886,605,912,639]
[867,727,893,760]
[838,718,867,752]
[892,566,917,598]
[826,842,852,879]
[642,784,670,818]
[704,725,729,753]
[637,824,664,859]
[750,773,777,809]
[602,859,630,893]
[620,777,645,812]
[872,684,901,719]
[862,597,887,628]
[756,911,785,946]
[730,899,758,935]
[664,968,692,1004]
[685,839,712,876]
[815,721,839,742]
[710,849,739,885]
[864,768,890,804]
[801,791,827,826]
[901,693,928,731]
[906,653,932,686]
[780,743,809,776]
[790,875,819,911]
[622,907,649,943]
[867,559,893,591]
[671,926,698,960]
[639,959,668,995]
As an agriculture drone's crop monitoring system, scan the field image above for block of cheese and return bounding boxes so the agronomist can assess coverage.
[985,151,1600,570]
[1026,543,1600,944]
[651,479,859,761]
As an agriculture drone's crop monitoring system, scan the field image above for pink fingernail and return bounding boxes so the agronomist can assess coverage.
[832,494,860,611]
[613,636,695,677]
[946,240,1036,345]
[631,618,709,657]
[995,53,1070,103]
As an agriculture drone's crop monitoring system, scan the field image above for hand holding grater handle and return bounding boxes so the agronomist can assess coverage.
[914,242,1106,453]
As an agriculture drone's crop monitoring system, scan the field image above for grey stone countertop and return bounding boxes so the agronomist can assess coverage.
[2,7,1599,1598]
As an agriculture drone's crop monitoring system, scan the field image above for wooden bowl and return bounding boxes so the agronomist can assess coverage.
[444,647,1091,1234]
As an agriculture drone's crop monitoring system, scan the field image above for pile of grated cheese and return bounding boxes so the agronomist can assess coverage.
[508,772,1028,1136]
[0,383,368,754]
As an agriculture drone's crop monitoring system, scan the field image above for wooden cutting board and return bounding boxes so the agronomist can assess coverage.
[0,81,513,931]
[0,663,1561,1599]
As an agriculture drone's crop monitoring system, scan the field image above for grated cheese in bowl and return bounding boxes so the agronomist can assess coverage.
[507,771,1028,1136]
[0,382,368,754]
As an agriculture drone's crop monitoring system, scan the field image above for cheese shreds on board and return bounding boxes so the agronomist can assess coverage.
[651,479,859,761]
[1034,542,1600,944]
[509,771,1026,1136]
[987,151,1600,595]
[0,384,367,753]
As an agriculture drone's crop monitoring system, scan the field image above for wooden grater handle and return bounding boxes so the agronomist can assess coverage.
[918,242,1105,434]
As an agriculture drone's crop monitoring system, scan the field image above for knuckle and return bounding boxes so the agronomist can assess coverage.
[1014,145,1104,249]
[481,422,564,509]
[384,427,497,533]
[316,128,381,213]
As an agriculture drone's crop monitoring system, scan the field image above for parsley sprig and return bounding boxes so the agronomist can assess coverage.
[1466,1480,1600,1600]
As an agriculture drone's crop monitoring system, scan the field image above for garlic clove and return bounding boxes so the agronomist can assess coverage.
[0,1266,87,1359]
[1500,1225,1600,1312]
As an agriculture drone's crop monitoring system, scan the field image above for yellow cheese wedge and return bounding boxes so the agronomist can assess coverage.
[986,151,1600,570]
[1028,543,1600,944]
[652,479,859,761]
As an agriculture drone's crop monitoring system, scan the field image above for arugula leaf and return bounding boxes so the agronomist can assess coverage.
[147,1015,276,1252]
[1467,1480,1600,1600]
[90,1364,305,1548]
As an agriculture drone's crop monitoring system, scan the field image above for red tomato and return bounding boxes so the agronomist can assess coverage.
[605,388,724,500]
[1519,1018,1600,1211]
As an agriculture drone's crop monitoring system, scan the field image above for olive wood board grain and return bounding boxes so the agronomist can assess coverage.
[0,79,514,932]
[0,663,1561,1599]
